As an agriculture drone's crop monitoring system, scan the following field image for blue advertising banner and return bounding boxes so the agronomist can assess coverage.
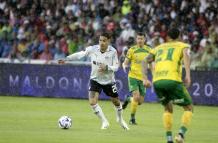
[189,71,218,105]
[0,63,218,105]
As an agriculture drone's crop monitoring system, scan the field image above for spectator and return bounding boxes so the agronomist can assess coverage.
[200,41,216,68]
[0,0,217,70]
[121,0,131,16]
[38,44,52,62]
[54,46,65,60]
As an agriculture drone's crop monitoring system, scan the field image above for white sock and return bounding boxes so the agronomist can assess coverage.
[91,104,108,123]
[115,103,123,122]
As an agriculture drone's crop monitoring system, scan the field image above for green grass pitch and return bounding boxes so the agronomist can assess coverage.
[0,96,218,143]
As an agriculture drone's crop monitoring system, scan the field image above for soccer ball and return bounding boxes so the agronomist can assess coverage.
[58,116,72,129]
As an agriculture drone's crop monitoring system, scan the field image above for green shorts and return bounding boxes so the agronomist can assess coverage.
[128,77,146,96]
[153,80,192,106]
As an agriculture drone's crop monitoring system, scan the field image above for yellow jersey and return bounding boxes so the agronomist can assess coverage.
[127,45,151,80]
[152,41,190,82]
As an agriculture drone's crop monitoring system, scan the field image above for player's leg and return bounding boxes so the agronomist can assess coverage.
[122,77,137,110]
[123,77,141,124]
[111,96,129,130]
[139,95,144,105]
[103,83,129,130]
[89,80,109,129]
[138,79,146,105]
[89,91,109,129]
[129,80,146,124]
[174,85,193,143]
[154,80,174,143]
[122,93,131,109]
[111,96,123,121]
[175,104,193,143]
[163,103,174,143]
[129,90,140,125]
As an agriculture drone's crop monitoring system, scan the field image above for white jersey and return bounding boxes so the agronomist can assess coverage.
[66,45,119,85]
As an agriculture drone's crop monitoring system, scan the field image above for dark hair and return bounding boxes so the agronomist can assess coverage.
[137,32,145,37]
[167,28,180,39]
[127,37,135,46]
[100,32,111,39]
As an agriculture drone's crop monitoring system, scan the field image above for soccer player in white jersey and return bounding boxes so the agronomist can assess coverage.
[59,32,129,130]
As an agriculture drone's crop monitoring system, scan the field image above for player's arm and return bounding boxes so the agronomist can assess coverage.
[122,48,132,73]
[142,54,155,87]
[122,58,130,73]
[183,48,191,88]
[148,62,154,73]
[58,47,90,64]
[107,51,119,72]
[148,47,155,73]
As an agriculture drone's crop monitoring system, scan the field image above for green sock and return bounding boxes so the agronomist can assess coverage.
[179,126,187,135]
[166,131,173,142]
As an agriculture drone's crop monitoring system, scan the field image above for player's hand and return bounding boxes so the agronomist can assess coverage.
[122,63,127,73]
[98,63,107,73]
[184,76,191,88]
[58,59,65,64]
[143,79,152,88]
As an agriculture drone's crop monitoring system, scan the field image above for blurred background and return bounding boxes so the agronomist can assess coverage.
[0,0,217,70]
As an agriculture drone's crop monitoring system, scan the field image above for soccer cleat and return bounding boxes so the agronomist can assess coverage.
[122,95,131,109]
[118,119,130,130]
[175,133,184,143]
[129,118,137,125]
[167,141,174,143]
[101,121,109,130]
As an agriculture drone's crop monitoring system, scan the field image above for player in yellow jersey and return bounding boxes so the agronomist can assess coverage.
[122,32,152,125]
[142,28,193,143]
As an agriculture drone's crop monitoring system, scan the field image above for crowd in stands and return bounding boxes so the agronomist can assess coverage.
[0,0,218,69]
